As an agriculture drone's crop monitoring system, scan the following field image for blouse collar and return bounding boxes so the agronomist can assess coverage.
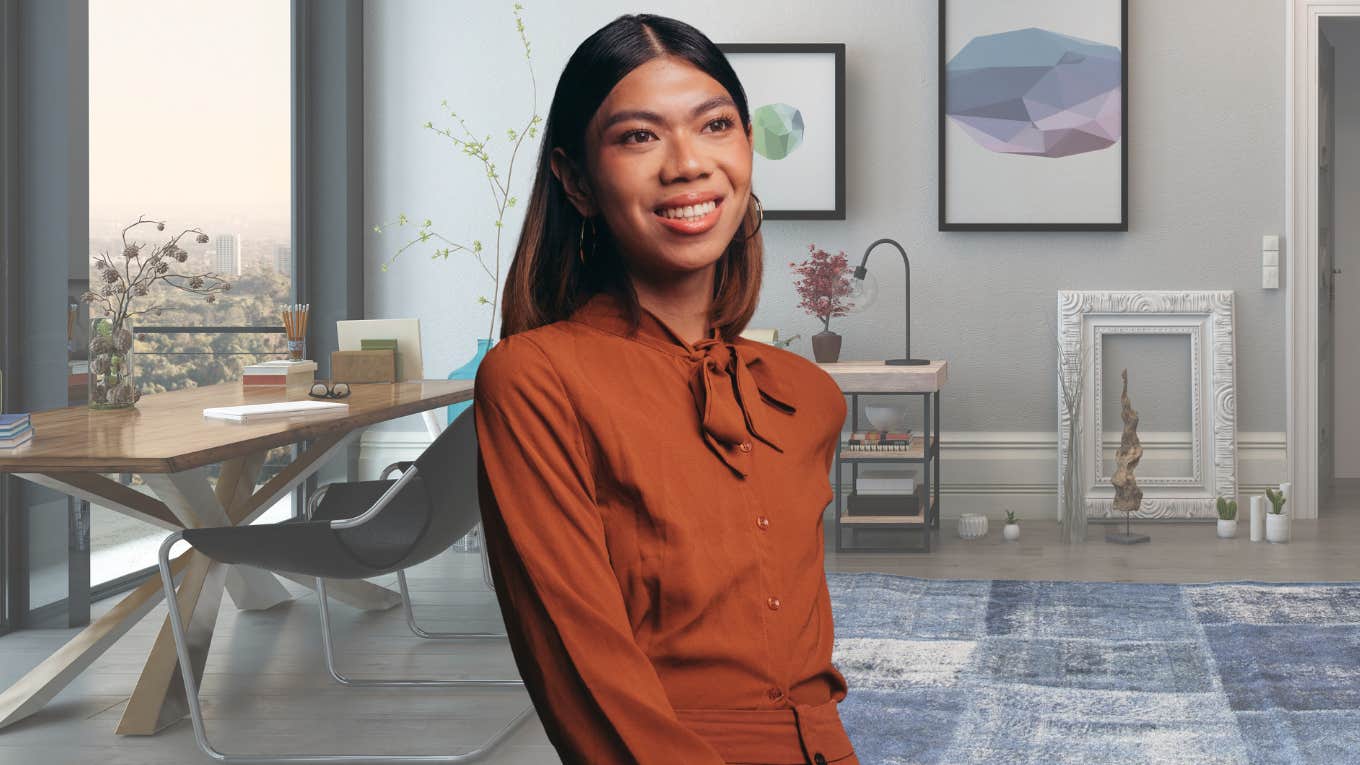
[568,289,799,479]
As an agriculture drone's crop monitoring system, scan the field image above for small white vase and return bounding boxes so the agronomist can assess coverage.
[1266,512,1290,543]
[1003,523,1020,542]
[1249,496,1265,542]
[1216,518,1237,539]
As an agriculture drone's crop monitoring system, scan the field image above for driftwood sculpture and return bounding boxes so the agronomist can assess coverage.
[1108,369,1148,543]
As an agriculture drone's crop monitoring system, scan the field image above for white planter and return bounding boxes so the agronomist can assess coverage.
[957,514,988,539]
[1217,518,1237,539]
[1003,523,1020,542]
[1266,512,1290,543]
[1250,496,1265,542]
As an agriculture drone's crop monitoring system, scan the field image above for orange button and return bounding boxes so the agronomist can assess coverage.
[767,596,781,610]
[756,515,770,530]
[767,687,784,700]
[739,441,752,452]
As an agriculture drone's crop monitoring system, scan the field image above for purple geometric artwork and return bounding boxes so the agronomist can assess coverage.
[946,27,1121,159]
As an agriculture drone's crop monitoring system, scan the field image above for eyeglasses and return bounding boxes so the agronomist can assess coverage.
[309,381,351,399]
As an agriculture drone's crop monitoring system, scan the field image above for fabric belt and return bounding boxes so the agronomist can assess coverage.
[674,698,858,765]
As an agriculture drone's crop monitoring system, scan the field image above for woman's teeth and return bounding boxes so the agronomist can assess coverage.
[657,200,717,220]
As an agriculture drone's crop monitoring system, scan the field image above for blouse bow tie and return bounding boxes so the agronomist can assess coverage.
[686,335,797,478]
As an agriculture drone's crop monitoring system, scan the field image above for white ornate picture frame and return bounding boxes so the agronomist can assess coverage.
[1057,291,1237,519]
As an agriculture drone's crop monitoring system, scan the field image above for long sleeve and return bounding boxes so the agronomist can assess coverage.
[473,335,728,765]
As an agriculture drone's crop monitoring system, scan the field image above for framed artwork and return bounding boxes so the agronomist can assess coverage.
[939,0,1128,231]
[718,43,845,220]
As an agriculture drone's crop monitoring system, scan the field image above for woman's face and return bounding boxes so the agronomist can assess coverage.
[555,56,754,282]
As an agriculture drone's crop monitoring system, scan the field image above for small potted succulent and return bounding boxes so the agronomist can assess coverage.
[1265,487,1289,543]
[1215,496,1238,539]
[1002,509,1020,542]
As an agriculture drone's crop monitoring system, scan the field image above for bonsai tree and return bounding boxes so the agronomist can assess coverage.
[1216,496,1238,521]
[1265,487,1287,515]
[790,244,855,333]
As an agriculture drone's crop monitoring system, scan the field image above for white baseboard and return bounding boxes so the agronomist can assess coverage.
[360,429,1288,522]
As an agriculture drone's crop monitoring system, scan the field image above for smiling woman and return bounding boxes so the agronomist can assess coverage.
[474,12,858,765]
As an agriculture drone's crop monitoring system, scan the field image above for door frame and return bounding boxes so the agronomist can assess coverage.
[1286,0,1360,520]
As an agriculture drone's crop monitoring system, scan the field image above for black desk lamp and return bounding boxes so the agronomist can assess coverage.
[853,237,930,366]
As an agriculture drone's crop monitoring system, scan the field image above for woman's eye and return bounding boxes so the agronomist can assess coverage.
[706,117,735,132]
[621,129,654,144]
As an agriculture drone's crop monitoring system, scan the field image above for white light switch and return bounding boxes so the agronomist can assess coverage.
[1262,234,1281,289]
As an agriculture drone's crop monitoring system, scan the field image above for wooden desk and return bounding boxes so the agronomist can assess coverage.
[0,380,471,735]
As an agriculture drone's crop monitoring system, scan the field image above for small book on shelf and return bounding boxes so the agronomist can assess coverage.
[203,400,348,423]
[840,429,914,451]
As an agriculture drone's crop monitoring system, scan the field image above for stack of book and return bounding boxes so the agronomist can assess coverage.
[840,429,914,451]
[242,359,317,387]
[0,413,33,449]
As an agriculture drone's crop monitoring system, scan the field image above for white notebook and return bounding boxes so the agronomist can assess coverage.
[203,400,349,423]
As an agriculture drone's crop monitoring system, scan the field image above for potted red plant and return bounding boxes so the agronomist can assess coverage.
[790,244,854,362]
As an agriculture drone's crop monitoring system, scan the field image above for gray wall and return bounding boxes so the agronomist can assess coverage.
[364,0,1286,436]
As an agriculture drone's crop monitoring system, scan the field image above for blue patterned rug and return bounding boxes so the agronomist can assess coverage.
[826,574,1360,765]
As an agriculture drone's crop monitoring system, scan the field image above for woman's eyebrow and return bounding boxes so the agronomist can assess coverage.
[599,95,736,132]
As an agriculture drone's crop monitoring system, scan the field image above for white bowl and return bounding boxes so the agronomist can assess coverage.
[864,405,907,431]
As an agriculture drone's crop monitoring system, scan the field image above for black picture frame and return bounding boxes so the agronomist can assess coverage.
[938,0,1128,231]
[718,43,846,220]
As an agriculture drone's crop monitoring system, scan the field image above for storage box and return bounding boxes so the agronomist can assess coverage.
[330,349,396,383]
[845,483,927,516]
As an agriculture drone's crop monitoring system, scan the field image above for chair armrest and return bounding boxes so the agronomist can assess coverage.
[305,484,332,520]
[381,460,415,480]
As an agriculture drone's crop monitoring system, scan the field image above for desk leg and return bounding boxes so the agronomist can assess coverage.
[115,549,226,735]
[0,551,192,730]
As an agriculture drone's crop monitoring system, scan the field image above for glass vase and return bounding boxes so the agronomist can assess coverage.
[88,316,139,410]
[1058,418,1088,544]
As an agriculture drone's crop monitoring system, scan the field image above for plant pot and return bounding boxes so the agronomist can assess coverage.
[88,316,139,410]
[957,514,988,539]
[1217,518,1237,539]
[1266,512,1289,543]
[1003,523,1020,542]
[811,330,842,363]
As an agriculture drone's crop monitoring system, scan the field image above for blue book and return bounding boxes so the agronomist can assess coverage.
[0,429,33,449]
[0,416,30,439]
[0,413,29,428]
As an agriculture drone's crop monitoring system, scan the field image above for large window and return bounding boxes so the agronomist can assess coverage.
[86,0,294,587]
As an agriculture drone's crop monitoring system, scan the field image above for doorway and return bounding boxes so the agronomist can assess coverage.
[1320,18,1360,514]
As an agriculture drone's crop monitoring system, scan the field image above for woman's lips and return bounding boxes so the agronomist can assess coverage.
[653,197,723,235]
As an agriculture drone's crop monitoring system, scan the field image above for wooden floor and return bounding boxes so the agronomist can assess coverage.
[0,487,1356,764]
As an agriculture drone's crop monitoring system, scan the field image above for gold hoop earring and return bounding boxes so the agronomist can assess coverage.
[577,216,596,265]
[731,192,764,243]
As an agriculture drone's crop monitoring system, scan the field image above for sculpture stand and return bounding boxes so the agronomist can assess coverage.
[1105,511,1149,544]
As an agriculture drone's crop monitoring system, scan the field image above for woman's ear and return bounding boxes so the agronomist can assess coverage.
[550,147,597,217]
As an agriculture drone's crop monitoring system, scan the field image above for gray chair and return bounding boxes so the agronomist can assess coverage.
[155,407,534,763]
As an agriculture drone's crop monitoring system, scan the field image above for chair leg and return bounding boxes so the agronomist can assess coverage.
[158,533,535,763]
[397,571,506,640]
[317,578,522,689]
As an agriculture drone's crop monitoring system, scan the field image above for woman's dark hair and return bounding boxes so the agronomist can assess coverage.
[497,13,764,340]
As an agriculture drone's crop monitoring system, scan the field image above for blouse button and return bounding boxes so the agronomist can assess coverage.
[767,687,784,700]
[756,515,770,530]
[739,441,752,452]
[767,596,781,610]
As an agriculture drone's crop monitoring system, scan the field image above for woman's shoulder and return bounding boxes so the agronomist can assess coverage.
[473,321,587,404]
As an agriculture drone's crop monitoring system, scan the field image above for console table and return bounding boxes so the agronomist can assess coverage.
[818,360,948,552]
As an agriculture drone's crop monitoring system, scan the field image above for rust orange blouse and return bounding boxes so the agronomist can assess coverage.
[473,288,859,765]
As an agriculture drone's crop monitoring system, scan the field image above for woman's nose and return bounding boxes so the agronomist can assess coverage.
[661,131,712,183]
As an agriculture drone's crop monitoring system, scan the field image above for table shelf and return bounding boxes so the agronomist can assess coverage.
[818,360,947,554]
